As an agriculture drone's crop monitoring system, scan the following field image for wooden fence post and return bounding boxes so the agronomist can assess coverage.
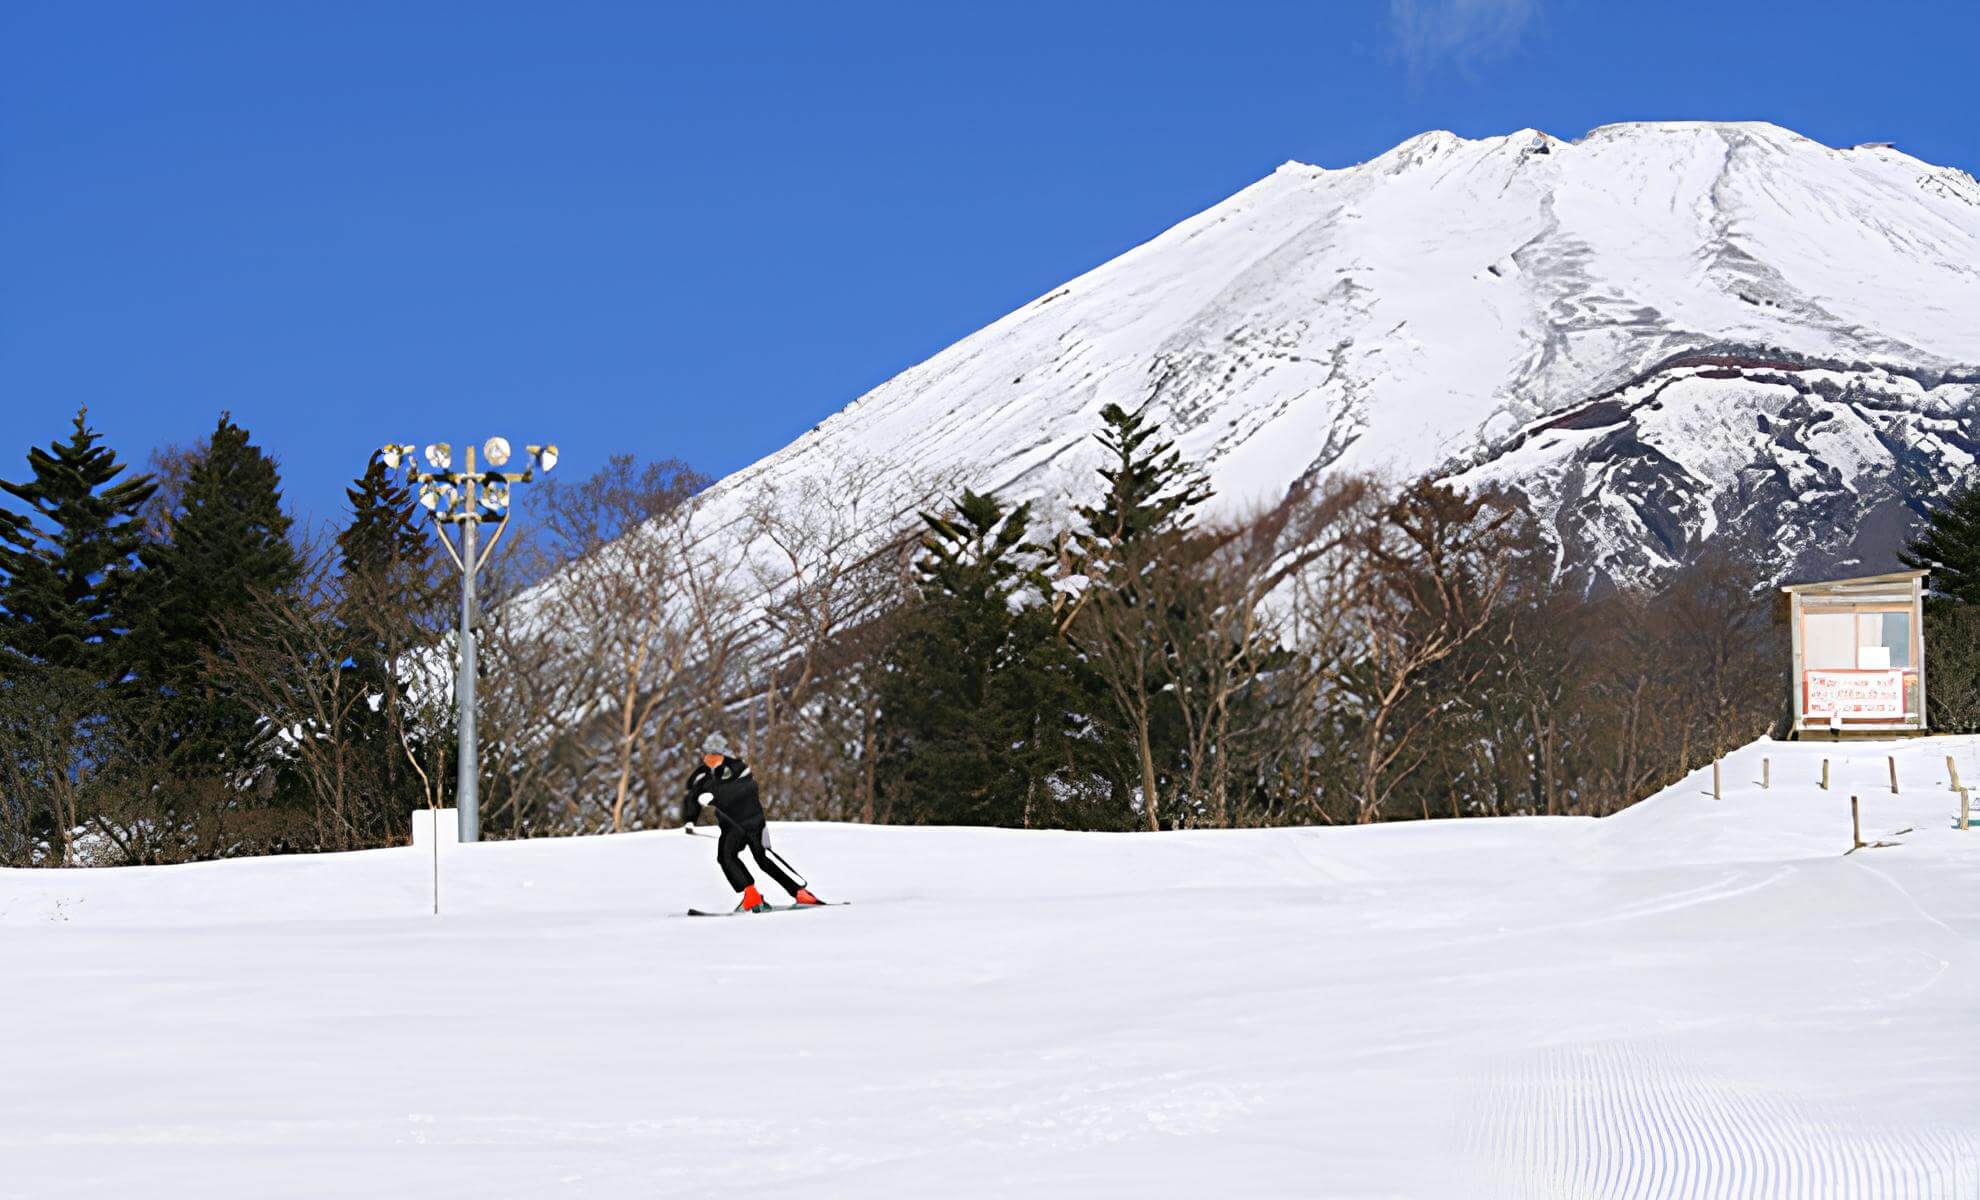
[1713,758,1721,800]
[1961,788,1971,832]
[1821,759,1830,791]
[1762,756,1770,791]
[1948,756,1961,793]
[1851,795,1863,851]
[1888,755,1899,795]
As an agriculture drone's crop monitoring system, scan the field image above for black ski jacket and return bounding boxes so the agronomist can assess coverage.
[681,754,763,828]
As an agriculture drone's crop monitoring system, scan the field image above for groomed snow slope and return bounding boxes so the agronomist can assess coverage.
[5,738,1979,1197]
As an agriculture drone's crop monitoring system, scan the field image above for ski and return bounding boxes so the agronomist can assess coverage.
[685,902,849,917]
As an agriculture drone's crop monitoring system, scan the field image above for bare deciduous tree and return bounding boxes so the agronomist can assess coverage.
[205,551,374,851]
[1167,478,1374,827]
[1345,481,1515,824]
[0,669,107,865]
[741,457,948,819]
[485,455,755,834]
[1069,531,1180,831]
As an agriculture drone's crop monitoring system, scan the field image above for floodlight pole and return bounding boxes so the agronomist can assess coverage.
[456,444,481,843]
[379,437,557,844]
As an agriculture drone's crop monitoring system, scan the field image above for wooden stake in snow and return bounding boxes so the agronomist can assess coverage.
[1948,755,1961,793]
[1821,759,1830,791]
[1712,758,1721,800]
[1762,757,1770,790]
[1888,755,1899,795]
[1961,787,1971,833]
[1851,795,1864,851]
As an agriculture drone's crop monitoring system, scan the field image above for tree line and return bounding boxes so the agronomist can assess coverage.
[460,403,1800,838]
[0,410,452,865]
[11,400,1975,866]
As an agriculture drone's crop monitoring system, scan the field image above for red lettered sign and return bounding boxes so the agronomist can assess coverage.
[1805,670,1905,719]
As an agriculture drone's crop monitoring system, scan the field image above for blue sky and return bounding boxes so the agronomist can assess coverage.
[4,0,1976,529]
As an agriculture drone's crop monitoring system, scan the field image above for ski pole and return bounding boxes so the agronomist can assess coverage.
[764,842,807,887]
[689,801,810,889]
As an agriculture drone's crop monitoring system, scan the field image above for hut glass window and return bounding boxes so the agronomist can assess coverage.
[1878,612,1912,669]
[1804,612,1857,670]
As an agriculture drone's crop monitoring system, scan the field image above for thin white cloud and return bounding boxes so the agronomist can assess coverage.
[1389,0,1541,76]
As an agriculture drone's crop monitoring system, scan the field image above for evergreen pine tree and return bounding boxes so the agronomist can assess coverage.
[0,408,157,681]
[334,454,449,827]
[1070,402,1213,583]
[1901,483,1980,605]
[879,490,1073,826]
[338,455,430,590]
[130,414,301,770]
[1063,402,1211,829]
[0,508,33,678]
[1903,483,1980,731]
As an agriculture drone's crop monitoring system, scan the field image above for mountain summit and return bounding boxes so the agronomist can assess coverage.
[711,121,1980,586]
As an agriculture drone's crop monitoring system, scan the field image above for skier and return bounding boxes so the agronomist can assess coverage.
[682,736,824,913]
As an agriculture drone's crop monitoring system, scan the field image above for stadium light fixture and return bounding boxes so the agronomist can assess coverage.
[376,432,555,844]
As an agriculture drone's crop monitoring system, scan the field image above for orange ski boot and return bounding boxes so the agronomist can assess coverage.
[735,885,770,913]
[792,888,824,907]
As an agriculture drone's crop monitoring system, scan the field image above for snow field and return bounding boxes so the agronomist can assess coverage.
[3,736,1978,1197]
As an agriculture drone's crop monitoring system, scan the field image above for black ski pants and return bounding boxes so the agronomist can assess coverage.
[716,813,804,897]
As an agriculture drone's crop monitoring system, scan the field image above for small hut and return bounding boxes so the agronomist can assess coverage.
[1782,570,1928,737]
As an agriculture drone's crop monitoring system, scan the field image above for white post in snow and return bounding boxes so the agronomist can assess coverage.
[411,807,460,848]
[412,808,459,915]
[1712,759,1721,800]
[1947,755,1961,793]
[1762,757,1770,790]
[1888,755,1900,795]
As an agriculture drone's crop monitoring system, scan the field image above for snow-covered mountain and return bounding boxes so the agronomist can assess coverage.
[706,121,1980,589]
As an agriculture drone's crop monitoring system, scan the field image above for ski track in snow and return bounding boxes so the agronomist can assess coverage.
[1467,1039,1980,1198]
